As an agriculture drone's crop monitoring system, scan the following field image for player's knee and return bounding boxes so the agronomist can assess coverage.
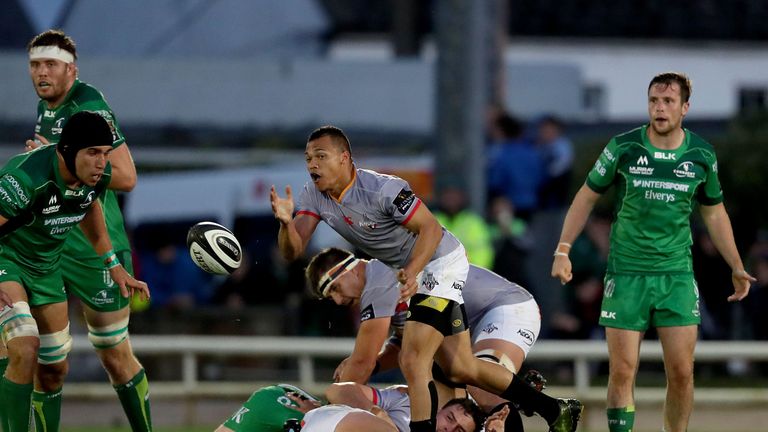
[1,301,40,364]
[87,316,130,350]
[37,360,69,390]
[38,323,73,365]
[665,361,694,384]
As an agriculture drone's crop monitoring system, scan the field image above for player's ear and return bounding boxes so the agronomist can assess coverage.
[681,101,690,117]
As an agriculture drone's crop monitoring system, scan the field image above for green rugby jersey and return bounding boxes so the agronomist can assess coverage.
[586,125,722,273]
[0,145,110,274]
[34,79,130,256]
[223,385,309,431]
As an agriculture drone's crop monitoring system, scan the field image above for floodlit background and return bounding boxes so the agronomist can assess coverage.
[1,1,768,431]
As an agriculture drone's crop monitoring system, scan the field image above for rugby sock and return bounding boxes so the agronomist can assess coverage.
[409,381,439,432]
[0,376,32,432]
[428,381,439,421]
[500,373,560,424]
[607,406,635,432]
[114,368,153,432]
[32,388,62,432]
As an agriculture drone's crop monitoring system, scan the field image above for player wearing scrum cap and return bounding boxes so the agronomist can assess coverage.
[8,29,155,432]
[307,248,582,432]
[271,126,580,432]
[0,112,149,432]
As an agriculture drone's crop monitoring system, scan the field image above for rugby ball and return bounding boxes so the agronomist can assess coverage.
[186,222,242,275]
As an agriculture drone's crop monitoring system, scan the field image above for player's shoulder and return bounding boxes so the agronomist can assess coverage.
[356,168,401,187]
[69,80,110,107]
[612,126,645,146]
[685,129,716,153]
[5,146,56,183]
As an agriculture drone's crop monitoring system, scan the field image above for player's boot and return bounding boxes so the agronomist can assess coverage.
[548,398,583,432]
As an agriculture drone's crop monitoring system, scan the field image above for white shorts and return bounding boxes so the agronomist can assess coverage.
[301,405,374,432]
[471,299,541,358]
[417,244,469,304]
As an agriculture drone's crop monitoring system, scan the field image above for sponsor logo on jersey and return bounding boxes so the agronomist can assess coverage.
[65,189,84,197]
[42,195,60,214]
[632,179,690,192]
[452,319,463,328]
[80,191,96,208]
[604,278,615,298]
[637,155,649,165]
[92,289,114,305]
[52,117,65,135]
[49,226,72,235]
[481,323,498,334]
[601,310,617,319]
[1,175,30,205]
[593,159,607,176]
[654,151,676,161]
[602,148,615,161]
[629,155,655,175]
[231,407,249,424]
[421,272,438,291]
[693,300,700,317]
[393,189,416,215]
[673,161,696,178]
[451,280,465,291]
[517,328,535,346]
[44,110,56,119]
[360,304,375,321]
[0,269,7,276]
[644,190,676,202]
[44,214,86,226]
[712,162,718,173]
[0,187,14,205]
[358,219,377,230]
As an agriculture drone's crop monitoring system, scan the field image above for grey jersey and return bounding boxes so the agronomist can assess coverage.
[361,260,533,333]
[297,168,460,267]
[372,385,410,432]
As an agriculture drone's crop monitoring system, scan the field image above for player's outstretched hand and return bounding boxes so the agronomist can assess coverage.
[270,185,295,225]
[285,393,321,414]
[109,265,150,301]
[0,289,13,309]
[484,404,510,432]
[397,269,417,302]
[728,269,756,302]
[551,254,573,285]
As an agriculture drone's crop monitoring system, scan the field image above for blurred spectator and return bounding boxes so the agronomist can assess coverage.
[139,240,213,310]
[434,186,494,268]
[550,214,610,340]
[486,111,544,220]
[536,115,574,209]
[692,228,739,339]
[487,196,532,288]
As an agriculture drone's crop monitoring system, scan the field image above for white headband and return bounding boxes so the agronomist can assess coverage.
[317,256,360,298]
[29,46,75,63]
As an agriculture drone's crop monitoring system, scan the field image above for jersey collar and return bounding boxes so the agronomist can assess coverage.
[641,124,690,161]
[332,167,357,203]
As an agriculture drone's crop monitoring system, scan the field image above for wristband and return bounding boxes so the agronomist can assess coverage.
[557,242,572,249]
[101,250,121,269]
[553,251,569,257]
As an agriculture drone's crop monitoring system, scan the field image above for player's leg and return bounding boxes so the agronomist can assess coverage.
[657,325,696,432]
[65,249,153,432]
[400,315,445,432]
[605,328,642,432]
[83,304,152,432]
[31,301,71,432]
[1,281,39,432]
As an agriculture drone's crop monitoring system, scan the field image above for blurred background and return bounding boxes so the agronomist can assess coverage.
[2,0,768,430]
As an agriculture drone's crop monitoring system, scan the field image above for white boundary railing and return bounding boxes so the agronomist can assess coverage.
[66,336,768,404]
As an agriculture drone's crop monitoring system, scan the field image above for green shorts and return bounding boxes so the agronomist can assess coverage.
[599,273,700,331]
[61,249,134,312]
[0,258,65,306]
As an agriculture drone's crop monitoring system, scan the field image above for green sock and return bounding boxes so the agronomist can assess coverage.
[114,369,153,432]
[32,388,62,432]
[0,376,33,432]
[607,406,635,432]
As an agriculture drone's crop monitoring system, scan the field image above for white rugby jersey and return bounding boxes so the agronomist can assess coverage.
[360,260,534,334]
[297,168,461,268]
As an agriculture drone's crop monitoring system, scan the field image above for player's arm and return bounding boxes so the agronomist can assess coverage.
[336,317,391,383]
[551,184,601,284]
[105,142,137,192]
[399,203,443,300]
[271,185,319,260]
[80,202,149,300]
[699,203,756,301]
[325,382,377,408]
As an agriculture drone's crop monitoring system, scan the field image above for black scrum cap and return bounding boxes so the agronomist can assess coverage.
[57,111,112,180]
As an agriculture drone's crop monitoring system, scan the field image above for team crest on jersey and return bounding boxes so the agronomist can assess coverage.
[52,118,65,135]
[80,191,96,208]
[421,272,438,291]
[392,189,416,215]
[481,323,498,334]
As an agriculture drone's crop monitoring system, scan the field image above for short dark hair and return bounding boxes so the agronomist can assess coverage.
[304,247,354,298]
[648,72,692,103]
[27,29,77,60]
[443,398,485,432]
[307,125,352,155]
